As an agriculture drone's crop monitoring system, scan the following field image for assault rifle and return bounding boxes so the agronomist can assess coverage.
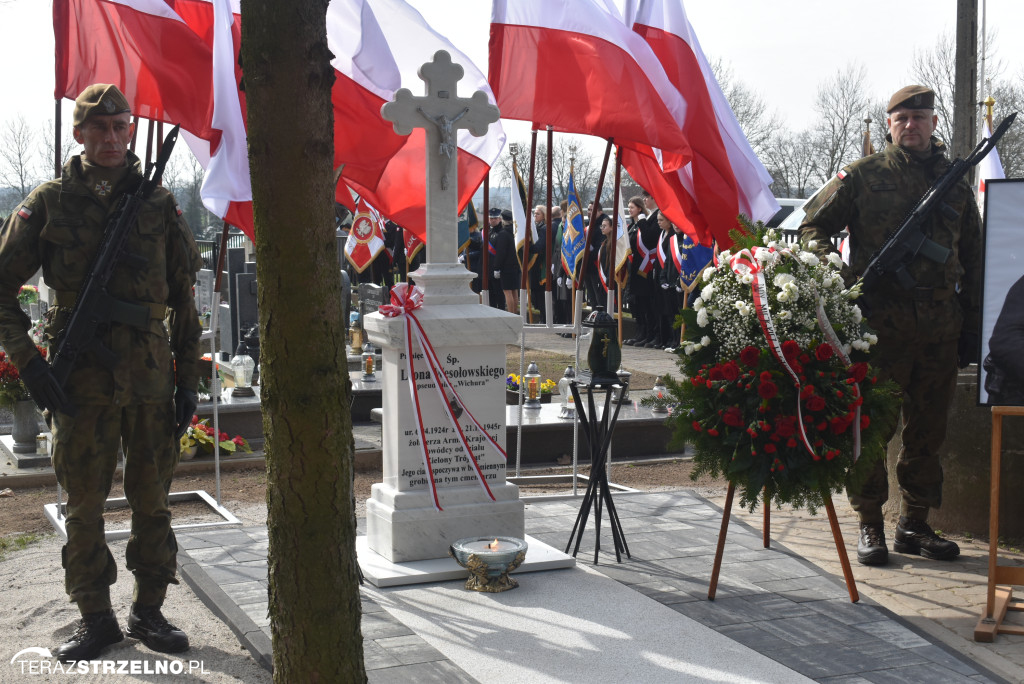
[857,112,1016,292]
[48,125,181,406]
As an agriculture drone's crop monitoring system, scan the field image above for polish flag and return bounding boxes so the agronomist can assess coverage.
[624,0,778,247]
[329,0,505,240]
[53,0,505,243]
[976,119,1005,218]
[489,0,691,165]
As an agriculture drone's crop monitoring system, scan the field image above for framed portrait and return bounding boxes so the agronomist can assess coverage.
[978,178,1024,405]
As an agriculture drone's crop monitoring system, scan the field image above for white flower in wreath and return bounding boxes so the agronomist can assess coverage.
[719,250,732,264]
[702,265,716,282]
[778,310,793,320]
[799,251,820,267]
[773,273,796,289]
[701,335,711,347]
[864,332,878,345]
[852,339,870,351]
[851,305,863,323]
[692,296,704,311]
[806,239,818,250]
[696,308,710,327]
[753,246,772,263]
[826,252,844,268]
[842,343,853,355]
[701,282,715,300]
[740,272,754,285]
[684,343,697,356]
[734,300,751,316]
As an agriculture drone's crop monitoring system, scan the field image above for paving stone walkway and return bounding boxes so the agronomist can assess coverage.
[177,490,1012,682]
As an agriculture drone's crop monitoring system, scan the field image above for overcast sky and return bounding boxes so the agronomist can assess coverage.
[2,0,1022,161]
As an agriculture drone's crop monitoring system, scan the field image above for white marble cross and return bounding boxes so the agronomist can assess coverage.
[381,50,499,266]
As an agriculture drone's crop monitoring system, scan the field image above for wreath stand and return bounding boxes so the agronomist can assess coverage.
[974,405,1024,642]
[707,483,859,603]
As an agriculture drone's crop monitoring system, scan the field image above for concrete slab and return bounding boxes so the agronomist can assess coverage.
[364,562,813,684]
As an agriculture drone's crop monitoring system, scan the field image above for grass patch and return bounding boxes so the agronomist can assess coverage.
[0,532,43,561]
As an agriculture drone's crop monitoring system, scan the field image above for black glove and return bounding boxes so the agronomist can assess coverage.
[174,387,198,440]
[957,330,979,369]
[20,355,71,415]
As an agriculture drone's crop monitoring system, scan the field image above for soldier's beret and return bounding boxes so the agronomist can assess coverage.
[73,84,131,127]
[886,85,935,113]
[501,209,513,221]
[488,208,502,217]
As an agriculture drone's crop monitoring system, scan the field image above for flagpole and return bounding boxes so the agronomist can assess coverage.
[545,126,554,327]
[482,175,491,307]
[54,100,61,179]
[610,147,622,343]
[523,129,538,323]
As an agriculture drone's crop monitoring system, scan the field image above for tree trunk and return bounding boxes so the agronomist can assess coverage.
[240,2,365,681]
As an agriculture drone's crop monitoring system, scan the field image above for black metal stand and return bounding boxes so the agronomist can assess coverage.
[564,380,631,564]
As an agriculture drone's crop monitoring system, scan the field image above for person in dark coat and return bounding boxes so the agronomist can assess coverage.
[985,274,1024,405]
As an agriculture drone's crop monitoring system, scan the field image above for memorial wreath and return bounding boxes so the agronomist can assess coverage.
[664,225,900,512]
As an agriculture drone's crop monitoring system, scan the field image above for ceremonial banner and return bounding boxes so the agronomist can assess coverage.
[403,226,425,263]
[559,167,586,283]
[345,198,387,273]
[457,201,479,254]
[511,163,538,253]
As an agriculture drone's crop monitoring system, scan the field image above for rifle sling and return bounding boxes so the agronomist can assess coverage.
[53,289,168,329]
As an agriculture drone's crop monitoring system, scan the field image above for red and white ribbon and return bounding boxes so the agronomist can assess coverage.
[379,283,504,511]
[729,250,818,459]
[813,302,862,462]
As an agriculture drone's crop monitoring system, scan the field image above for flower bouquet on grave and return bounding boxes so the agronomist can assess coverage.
[0,346,47,409]
[664,223,900,513]
[506,373,556,404]
[179,415,252,458]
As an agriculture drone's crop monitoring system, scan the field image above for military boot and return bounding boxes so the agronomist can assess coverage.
[894,517,960,560]
[857,522,888,566]
[55,610,124,662]
[126,603,190,653]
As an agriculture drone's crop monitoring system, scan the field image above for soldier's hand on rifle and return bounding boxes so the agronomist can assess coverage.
[174,387,198,440]
[21,354,71,415]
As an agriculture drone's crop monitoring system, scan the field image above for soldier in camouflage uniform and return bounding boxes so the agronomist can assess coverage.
[799,85,980,567]
[0,85,203,661]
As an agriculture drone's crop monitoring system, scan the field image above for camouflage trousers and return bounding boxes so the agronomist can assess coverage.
[52,402,180,614]
[847,299,960,523]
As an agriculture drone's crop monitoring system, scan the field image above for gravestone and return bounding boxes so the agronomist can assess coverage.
[195,268,214,319]
[234,272,259,354]
[364,51,524,563]
[358,283,385,350]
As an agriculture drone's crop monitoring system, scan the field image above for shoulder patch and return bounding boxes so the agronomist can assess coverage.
[175,204,183,216]
[837,169,848,181]
[17,206,32,220]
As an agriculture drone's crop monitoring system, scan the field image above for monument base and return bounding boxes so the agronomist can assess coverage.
[366,482,525,563]
[357,534,574,588]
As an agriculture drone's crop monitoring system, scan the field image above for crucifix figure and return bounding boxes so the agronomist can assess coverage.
[381,50,499,267]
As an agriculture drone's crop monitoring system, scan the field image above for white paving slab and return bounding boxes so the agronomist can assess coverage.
[364,561,811,684]
[357,534,575,587]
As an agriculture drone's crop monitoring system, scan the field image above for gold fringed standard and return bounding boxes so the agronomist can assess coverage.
[708,483,859,603]
[975,405,1024,642]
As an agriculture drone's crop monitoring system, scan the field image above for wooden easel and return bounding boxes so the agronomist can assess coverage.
[974,405,1024,642]
[708,483,860,603]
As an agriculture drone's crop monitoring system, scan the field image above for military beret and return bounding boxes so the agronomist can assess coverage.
[501,209,513,221]
[488,207,502,217]
[886,85,935,113]
[73,84,131,127]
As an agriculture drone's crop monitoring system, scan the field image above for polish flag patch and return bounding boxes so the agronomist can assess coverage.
[17,206,32,220]
[837,170,848,181]
[175,204,183,216]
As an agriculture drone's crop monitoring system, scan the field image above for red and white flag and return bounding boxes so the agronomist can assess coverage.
[403,227,424,263]
[53,0,504,243]
[345,198,387,273]
[622,0,778,247]
[976,119,1005,218]
[489,0,691,166]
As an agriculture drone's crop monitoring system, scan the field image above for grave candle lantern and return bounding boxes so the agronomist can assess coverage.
[361,340,376,382]
[558,365,576,419]
[524,361,541,410]
[582,306,620,386]
[230,343,256,397]
[449,536,528,592]
[651,376,668,414]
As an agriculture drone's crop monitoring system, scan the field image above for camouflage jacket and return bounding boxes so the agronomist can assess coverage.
[799,137,982,335]
[0,152,203,405]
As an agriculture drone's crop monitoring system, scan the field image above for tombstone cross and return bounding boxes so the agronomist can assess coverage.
[381,50,499,266]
